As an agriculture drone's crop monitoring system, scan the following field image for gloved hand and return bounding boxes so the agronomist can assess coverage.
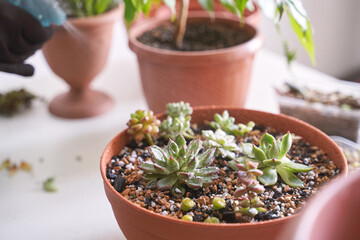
[0,0,54,76]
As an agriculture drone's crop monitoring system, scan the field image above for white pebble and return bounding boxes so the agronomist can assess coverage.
[309,181,315,186]
[161,211,168,216]
[137,170,144,175]
[225,177,232,182]
[151,202,156,208]
[169,200,175,205]
[269,191,275,198]
[248,208,258,216]
[281,207,285,212]
[308,171,315,177]
[289,208,294,214]
[275,205,280,211]
[129,157,136,163]
[277,187,282,193]
[119,161,125,167]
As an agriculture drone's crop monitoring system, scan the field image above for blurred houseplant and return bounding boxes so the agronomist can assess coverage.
[42,0,120,119]
[124,0,315,113]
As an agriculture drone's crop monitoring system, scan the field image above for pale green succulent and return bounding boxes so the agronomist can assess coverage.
[202,129,240,159]
[160,102,195,139]
[140,134,219,197]
[240,132,313,188]
[210,110,255,137]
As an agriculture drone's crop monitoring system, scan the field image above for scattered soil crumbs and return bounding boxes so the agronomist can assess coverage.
[106,126,340,223]
[137,22,253,51]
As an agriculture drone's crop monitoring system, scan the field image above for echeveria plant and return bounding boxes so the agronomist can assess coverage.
[159,101,195,139]
[202,129,239,159]
[140,134,219,197]
[210,110,255,137]
[124,0,315,64]
[127,110,161,145]
[240,131,313,187]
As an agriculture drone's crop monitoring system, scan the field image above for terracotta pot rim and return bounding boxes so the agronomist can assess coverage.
[100,105,347,230]
[128,11,263,59]
[67,6,121,26]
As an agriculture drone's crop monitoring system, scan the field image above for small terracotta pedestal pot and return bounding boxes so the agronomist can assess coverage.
[100,106,347,240]
[42,7,120,119]
[129,11,263,114]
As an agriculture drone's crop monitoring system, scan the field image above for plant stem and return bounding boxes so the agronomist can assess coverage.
[145,133,154,146]
[174,0,189,49]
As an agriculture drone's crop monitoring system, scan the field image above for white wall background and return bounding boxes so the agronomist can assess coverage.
[259,0,360,79]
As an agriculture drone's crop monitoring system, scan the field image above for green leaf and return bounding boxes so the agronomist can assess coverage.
[148,145,168,167]
[146,179,157,189]
[242,143,254,158]
[124,0,137,27]
[139,163,158,174]
[185,178,203,189]
[84,0,95,16]
[143,173,163,180]
[202,176,215,186]
[194,167,219,176]
[94,0,112,15]
[177,171,192,180]
[257,0,277,20]
[252,145,267,161]
[153,163,170,175]
[197,148,215,168]
[287,9,316,65]
[157,173,178,190]
[228,159,239,171]
[279,132,292,159]
[142,0,153,15]
[219,0,241,17]
[198,0,214,12]
[235,0,248,18]
[258,167,277,185]
[284,41,297,65]
[184,157,198,172]
[167,156,180,172]
[263,159,282,167]
[186,139,201,159]
[174,134,186,149]
[277,166,304,187]
[260,132,276,152]
[268,141,280,159]
[283,162,313,172]
[167,139,179,158]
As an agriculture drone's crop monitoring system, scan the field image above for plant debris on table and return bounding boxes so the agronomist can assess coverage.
[106,102,340,223]
[0,158,32,176]
[0,89,36,116]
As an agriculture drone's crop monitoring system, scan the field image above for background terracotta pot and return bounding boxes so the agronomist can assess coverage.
[42,7,120,119]
[129,12,263,114]
[283,171,360,240]
[100,106,347,240]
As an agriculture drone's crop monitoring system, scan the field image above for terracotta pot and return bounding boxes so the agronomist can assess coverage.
[284,171,360,240]
[129,12,263,114]
[100,106,347,240]
[42,7,120,119]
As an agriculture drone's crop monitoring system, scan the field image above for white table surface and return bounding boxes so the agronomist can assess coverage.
[0,20,339,240]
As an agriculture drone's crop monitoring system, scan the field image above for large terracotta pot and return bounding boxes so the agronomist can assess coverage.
[100,106,347,240]
[42,7,120,119]
[129,12,263,114]
[284,171,360,240]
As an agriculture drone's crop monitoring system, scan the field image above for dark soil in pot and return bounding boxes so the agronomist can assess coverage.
[137,22,253,51]
[106,124,340,224]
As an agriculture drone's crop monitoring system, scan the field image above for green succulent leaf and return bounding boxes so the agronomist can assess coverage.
[177,172,192,180]
[149,146,168,167]
[174,134,186,149]
[185,178,203,189]
[157,173,178,190]
[139,163,158,174]
[202,176,216,186]
[282,162,313,172]
[228,159,239,171]
[197,148,215,169]
[143,173,163,180]
[242,143,254,158]
[252,145,267,161]
[263,159,282,167]
[124,0,136,27]
[184,157,198,172]
[279,132,292,159]
[194,167,219,176]
[186,139,201,160]
[167,139,179,157]
[146,179,157,189]
[153,163,170,175]
[268,141,280,159]
[258,167,278,186]
[167,156,180,172]
[260,132,276,151]
[277,166,304,187]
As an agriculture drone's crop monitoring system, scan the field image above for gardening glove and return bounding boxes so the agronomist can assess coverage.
[0,0,66,76]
